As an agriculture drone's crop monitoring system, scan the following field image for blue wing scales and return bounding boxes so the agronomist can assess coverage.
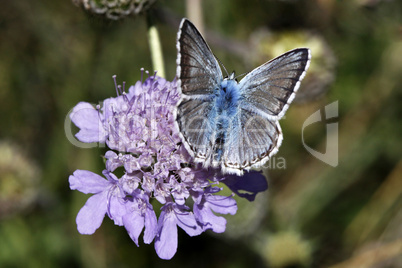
[239,48,311,120]
[221,108,282,174]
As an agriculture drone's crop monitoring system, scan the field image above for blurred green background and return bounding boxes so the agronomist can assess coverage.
[0,0,401,267]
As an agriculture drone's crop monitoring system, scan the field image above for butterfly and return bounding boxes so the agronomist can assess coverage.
[175,18,311,175]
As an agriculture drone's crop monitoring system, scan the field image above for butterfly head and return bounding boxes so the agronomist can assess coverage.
[224,71,237,82]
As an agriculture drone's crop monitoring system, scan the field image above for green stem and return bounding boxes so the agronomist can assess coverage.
[146,13,165,78]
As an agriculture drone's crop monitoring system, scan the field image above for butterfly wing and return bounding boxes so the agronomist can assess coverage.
[176,98,216,162]
[176,18,223,98]
[221,108,282,175]
[239,48,311,120]
[176,18,222,161]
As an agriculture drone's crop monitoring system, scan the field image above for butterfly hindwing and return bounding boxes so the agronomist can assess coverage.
[176,19,223,98]
[239,48,311,120]
[221,108,282,174]
[176,98,215,162]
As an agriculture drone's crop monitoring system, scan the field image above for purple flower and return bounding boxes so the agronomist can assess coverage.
[69,169,126,234]
[123,189,157,246]
[155,202,203,259]
[68,70,268,259]
[193,186,237,233]
[69,102,107,143]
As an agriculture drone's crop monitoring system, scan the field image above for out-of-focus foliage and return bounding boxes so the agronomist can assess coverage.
[0,0,401,267]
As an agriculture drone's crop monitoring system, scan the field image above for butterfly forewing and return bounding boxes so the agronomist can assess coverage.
[176,19,223,98]
[239,48,311,120]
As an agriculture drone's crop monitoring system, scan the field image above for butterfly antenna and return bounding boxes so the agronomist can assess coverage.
[234,72,248,80]
[214,54,229,77]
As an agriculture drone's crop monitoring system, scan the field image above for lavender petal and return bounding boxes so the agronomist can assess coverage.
[123,210,145,247]
[108,195,126,226]
[205,195,237,215]
[194,203,227,233]
[174,206,203,237]
[70,102,106,143]
[155,210,178,260]
[76,191,108,234]
[69,170,109,194]
[143,207,157,244]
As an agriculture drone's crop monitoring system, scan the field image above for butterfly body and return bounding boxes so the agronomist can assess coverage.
[175,19,311,175]
[211,74,241,163]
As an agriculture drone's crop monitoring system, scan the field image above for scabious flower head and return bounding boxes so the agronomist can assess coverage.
[73,0,157,20]
[68,70,268,259]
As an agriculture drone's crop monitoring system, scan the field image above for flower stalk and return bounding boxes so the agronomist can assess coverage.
[146,13,165,78]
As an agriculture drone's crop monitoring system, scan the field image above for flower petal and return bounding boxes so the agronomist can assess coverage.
[194,204,227,233]
[175,206,203,237]
[104,151,122,172]
[143,207,157,244]
[155,210,178,260]
[69,170,109,194]
[123,210,145,247]
[206,195,237,215]
[108,195,126,226]
[76,191,108,234]
[70,102,106,143]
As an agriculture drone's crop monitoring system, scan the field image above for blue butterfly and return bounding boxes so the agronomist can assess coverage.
[175,18,311,175]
